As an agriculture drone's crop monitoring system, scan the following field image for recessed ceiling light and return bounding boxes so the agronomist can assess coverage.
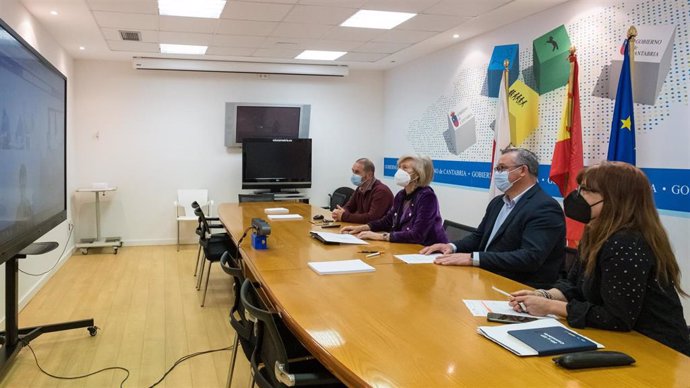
[50,10,58,16]
[340,10,416,30]
[160,44,208,55]
[79,46,85,50]
[452,34,460,39]
[295,50,347,61]
[158,0,226,19]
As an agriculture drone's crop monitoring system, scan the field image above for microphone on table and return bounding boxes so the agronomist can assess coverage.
[250,218,271,250]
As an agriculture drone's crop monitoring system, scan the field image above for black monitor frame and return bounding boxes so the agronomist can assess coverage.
[241,138,312,192]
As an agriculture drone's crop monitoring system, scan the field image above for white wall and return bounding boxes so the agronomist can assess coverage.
[0,0,76,324]
[383,0,690,317]
[73,61,384,245]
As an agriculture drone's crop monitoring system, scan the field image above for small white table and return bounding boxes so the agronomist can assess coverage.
[75,187,122,255]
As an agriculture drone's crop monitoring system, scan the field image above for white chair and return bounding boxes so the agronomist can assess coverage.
[174,189,212,251]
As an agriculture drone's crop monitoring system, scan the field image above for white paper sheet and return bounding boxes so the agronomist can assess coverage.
[307,259,375,275]
[394,253,441,264]
[462,300,538,318]
[310,231,368,245]
[264,207,289,214]
[267,214,303,220]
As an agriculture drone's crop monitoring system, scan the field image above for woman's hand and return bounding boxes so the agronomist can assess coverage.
[510,295,567,317]
[340,225,367,234]
[356,231,384,241]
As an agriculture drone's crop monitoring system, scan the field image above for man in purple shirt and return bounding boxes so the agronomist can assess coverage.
[332,158,393,224]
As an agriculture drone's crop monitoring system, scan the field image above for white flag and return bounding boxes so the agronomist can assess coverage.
[489,71,511,197]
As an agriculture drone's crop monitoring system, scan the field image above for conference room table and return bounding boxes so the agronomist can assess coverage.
[218,202,690,387]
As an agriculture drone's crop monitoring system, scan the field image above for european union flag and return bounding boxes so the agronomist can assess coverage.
[607,38,636,165]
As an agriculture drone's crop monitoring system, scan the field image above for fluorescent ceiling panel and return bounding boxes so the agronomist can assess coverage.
[340,10,416,29]
[295,50,346,60]
[160,43,208,55]
[158,0,226,19]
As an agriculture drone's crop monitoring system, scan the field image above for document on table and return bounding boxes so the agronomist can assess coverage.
[394,253,441,264]
[267,214,303,220]
[310,231,368,245]
[264,207,289,214]
[463,300,538,318]
[477,318,604,356]
[307,259,375,275]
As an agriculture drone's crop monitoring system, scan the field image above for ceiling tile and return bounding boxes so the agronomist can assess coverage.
[297,0,366,6]
[373,29,436,44]
[221,1,294,21]
[424,0,512,17]
[87,0,158,14]
[106,40,159,52]
[340,51,388,62]
[159,16,219,34]
[269,23,333,39]
[237,0,298,3]
[212,34,268,48]
[216,19,278,36]
[398,13,467,32]
[361,0,440,13]
[252,47,303,59]
[354,41,410,54]
[92,11,159,30]
[159,31,213,45]
[101,27,159,42]
[262,37,314,49]
[283,5,357,25]
[309,39,362,51]
[322,26,384,42]
[206,46,257,56]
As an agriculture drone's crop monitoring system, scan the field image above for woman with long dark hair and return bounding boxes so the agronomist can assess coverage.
[510,161,690,356]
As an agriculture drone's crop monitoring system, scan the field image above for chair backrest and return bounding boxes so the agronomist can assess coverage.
[240,279,290,388]
[178,189,209,217]
[328,187,354,211]
[220,252,256,359]
[238,193,275,203]
[442,219,477,242]
[560,246,579,278]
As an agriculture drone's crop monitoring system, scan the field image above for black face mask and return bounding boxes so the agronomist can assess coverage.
[563,190,603,224]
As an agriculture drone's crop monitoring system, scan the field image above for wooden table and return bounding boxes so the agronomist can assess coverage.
[219,202,690,387]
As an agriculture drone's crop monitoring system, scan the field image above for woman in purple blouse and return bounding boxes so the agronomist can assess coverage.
[341,154,448,246]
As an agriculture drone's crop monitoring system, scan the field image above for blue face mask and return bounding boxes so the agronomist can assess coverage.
[493,167,523,192]
[351,174,363,186]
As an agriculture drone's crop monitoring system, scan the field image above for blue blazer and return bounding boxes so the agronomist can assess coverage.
[454,184,565,289]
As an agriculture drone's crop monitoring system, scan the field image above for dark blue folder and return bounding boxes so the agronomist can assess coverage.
[508,326,598,356]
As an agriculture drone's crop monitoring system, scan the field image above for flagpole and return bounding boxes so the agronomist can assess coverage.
[627,26,637,94]
[503,59,511,148]
[566,47,576,131]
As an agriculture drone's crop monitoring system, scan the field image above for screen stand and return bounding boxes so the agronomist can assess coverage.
[0,242,97,381]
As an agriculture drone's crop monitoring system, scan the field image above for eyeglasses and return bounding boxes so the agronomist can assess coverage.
[494,164,524,173]
[576,184,598,196]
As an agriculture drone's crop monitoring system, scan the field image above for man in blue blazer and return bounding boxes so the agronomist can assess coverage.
[421,148,566,289]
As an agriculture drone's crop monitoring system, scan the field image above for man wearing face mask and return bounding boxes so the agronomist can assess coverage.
[341,155,447,246]
[332,158,393,224]
[421,148,565,289]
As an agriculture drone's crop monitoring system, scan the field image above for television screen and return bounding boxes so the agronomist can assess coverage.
[0,18,66,264]
[225,103,310,147]
[242,138,311,191]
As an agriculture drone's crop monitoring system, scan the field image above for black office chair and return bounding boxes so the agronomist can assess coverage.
[442,219,477,242]
[219,251,257,388]
[560,246,579,279]
[195,207,237,307]
[192,201,225,277]
[240,280,344,388]
[327,187,354,211]
[239,193,275,203]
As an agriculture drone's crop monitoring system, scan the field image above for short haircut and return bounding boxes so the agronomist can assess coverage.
[397,154,434,187]
[355,158,375,174]
[501,147,539,177]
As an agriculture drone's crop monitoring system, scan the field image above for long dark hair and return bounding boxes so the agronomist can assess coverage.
[577,162,685,295]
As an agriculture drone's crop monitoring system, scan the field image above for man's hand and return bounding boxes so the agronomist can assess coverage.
[356,231,384,241]
[420,243,453,255]
[433,253,472,266]
[331,205,345,221]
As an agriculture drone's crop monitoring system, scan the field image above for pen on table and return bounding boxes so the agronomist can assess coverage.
[358,250,379,253]
[491,286,528,313]
[365,252,382,258]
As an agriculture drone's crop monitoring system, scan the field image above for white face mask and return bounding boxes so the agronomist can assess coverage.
[394,169,411,187]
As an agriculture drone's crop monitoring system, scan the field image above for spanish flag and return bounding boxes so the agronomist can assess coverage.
[549,48,584,246]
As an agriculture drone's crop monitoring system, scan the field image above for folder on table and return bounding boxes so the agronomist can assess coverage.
[310,231,368,245]
[267,214,303,220]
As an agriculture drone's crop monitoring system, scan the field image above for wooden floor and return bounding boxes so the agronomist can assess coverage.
[2,245,252,388]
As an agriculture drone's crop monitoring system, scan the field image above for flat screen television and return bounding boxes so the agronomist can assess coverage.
[225,103,310,147]
[242,138,311,192]
[0,18,67,264]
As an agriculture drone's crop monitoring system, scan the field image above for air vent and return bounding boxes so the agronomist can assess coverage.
[119,30,141,41]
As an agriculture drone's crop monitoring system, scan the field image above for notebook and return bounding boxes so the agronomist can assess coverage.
[507,326,598,356]
[307,259,375,275]
[267,214,303,220]
[264,207,289,214]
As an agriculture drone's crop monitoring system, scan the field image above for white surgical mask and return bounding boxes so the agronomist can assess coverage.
[394,169,411,187]
[350,174,363,186]
[493,167,522,192]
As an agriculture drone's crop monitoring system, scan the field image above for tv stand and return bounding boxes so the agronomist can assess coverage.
[0,242,96,381]
[249,191,309,204]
